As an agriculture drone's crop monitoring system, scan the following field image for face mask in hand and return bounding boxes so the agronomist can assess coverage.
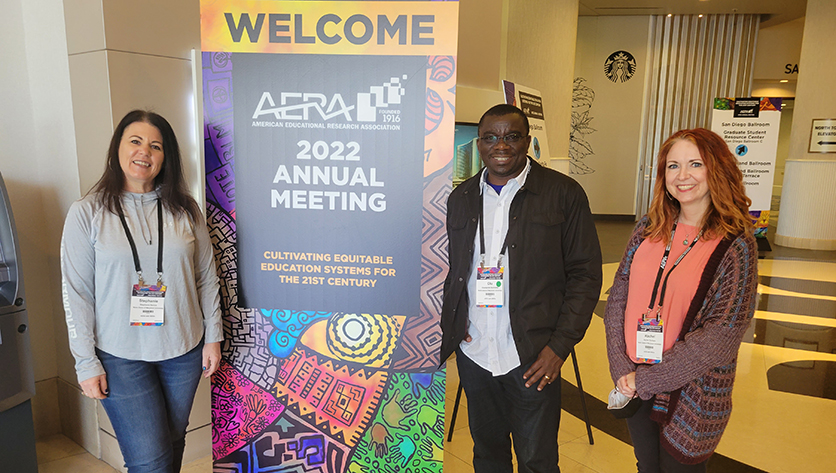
[607,387,642,419]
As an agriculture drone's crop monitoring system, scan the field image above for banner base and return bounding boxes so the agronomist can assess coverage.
[757,237,772,253]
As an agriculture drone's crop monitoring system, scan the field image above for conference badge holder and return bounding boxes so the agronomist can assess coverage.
[119,199,166,327]
[634,223,702,365]
[130,282,166,326]
[475,191,508,308]
[475,260,504,308]
[636,315,663,364]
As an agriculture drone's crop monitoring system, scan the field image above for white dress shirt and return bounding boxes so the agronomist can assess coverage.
[460,160,531,376]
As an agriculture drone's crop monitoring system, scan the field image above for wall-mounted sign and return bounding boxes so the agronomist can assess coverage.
[809,119,836,153]
[603,50,636,83]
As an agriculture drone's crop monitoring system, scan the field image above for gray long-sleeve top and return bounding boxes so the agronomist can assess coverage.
[61,191,223,383]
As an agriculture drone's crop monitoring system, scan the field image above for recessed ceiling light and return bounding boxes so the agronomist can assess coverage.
[780,80,789,83]
[698,14,704,18]
[667,14,672,17]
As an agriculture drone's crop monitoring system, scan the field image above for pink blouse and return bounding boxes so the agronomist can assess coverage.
[623,223,721,363]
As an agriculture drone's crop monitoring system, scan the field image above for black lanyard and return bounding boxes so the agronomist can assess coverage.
[478,191,510,269]
[117,199,164,286]
[644,223,701,320]
[477,167,530,269]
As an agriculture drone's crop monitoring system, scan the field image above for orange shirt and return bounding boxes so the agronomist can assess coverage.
[624,223,721,363]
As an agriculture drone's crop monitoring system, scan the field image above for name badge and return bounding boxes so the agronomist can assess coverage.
[636,319,663,364]
[475,266,504,308]
[130,284,166,326]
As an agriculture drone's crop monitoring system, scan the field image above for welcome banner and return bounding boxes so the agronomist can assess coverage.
[200,1,458,471]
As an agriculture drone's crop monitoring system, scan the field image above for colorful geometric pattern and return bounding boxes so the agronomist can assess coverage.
[212,360,285,459]
[203,31,455,472]
[272,345,389,447]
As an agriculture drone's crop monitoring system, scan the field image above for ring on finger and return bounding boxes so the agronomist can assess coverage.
[544,375,551,380]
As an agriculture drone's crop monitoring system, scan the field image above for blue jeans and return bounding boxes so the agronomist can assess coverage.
[456,349,562,473]
[98,341,203,473]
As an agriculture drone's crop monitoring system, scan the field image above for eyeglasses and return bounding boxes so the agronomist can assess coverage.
[479,133,527,146]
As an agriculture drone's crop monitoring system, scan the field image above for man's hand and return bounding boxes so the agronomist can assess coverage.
[80,374,108,400]
[523,346,564,391]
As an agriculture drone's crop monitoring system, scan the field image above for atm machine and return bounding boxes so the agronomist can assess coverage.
[0,172,37,471]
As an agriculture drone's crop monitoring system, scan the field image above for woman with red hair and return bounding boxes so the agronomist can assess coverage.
[605,128,758,471]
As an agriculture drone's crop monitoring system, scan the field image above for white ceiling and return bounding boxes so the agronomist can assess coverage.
[578,0,807,27]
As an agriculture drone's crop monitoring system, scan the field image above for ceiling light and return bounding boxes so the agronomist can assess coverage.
[667,14,672,17]
[698,14,704,18]
[780,80,789,83]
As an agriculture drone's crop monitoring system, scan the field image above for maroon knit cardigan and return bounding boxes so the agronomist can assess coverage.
[604,218,758,464]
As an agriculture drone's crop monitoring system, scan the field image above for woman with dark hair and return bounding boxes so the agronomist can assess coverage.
[61,110,222,473]
[604,128,758,472]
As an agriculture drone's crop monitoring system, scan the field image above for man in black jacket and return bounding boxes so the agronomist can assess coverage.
[441,104,602,473]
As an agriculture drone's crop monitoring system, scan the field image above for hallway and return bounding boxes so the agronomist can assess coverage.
[36,221,836,472]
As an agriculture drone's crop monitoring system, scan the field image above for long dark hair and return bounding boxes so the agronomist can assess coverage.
[645,128,752,242]
[91,110,200,222]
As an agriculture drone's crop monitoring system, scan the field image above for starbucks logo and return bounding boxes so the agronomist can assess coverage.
[604,50,637,83]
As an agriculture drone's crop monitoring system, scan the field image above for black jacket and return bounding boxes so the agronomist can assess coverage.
[440,159,603,366]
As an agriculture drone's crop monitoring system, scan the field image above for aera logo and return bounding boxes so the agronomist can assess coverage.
[252,76,407,123]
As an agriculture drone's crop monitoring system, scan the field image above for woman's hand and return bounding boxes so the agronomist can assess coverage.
[202,342,222,378]
[617,372,637,397]
[80,374,108,400]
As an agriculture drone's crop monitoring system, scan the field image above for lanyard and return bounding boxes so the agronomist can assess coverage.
[644,222,701,320]
[478,191,510,269]
[477,166,532,268]
[117,199,164,286]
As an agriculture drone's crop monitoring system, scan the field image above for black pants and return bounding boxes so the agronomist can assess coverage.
[456,349,562,473]
[626,396,708,473]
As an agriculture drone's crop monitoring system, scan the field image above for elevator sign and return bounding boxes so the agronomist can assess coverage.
[809,119,836,153]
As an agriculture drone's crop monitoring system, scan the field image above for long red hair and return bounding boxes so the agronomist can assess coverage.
[645,128,752,243]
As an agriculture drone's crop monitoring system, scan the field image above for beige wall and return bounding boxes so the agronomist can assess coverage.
[506,0,578,158]
[0,0,80,438]
[455,0,506,122]
[455,0,579,163]
[753,17,803,81]
[751,81,797,98]
[573,15,650,215]
[457,0,504,91]
[776,0,836,249]
[787,0,836,164]
[65,0,202,200]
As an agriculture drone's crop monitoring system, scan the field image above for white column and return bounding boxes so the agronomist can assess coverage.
[776,0,836,250]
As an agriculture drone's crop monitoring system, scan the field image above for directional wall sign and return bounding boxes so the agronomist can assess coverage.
[809,119,836,153]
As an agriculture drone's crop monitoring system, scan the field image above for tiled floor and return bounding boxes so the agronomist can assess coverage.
[36,434,108,473]
[36,220,836,472]
[35,433,212,473]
